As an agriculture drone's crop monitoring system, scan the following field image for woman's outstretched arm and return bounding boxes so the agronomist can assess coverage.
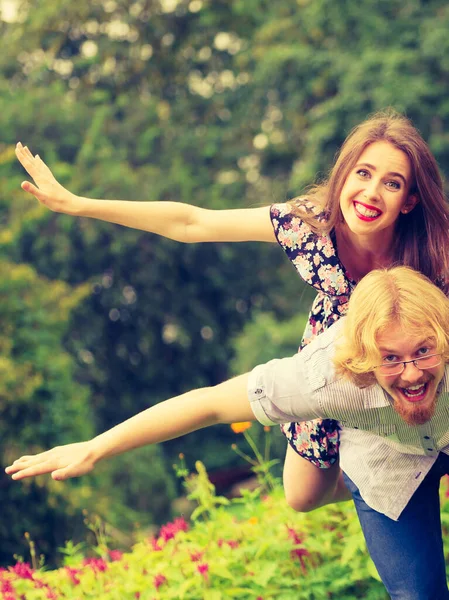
[15,143,276,243]
[5,374,254,482]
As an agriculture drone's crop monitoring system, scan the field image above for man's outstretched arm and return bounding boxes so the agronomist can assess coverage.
[5,374,254,482]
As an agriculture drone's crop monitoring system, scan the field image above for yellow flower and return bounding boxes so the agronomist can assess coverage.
[230,421,252,434]
[248,516,258,525]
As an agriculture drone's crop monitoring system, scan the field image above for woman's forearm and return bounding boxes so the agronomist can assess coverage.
[77,199,274,243]
[78,198,201,241]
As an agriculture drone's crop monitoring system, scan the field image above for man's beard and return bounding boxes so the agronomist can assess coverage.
[393,396,437,426]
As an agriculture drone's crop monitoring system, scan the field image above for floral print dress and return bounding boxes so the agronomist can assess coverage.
[270,202,356,468]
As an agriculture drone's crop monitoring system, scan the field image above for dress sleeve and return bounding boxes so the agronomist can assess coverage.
[270,203,349,298]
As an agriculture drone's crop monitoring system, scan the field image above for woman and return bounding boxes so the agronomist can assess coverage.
[15,110,449,513]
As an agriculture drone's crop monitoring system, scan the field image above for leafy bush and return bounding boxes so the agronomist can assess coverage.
[0,459,402,600]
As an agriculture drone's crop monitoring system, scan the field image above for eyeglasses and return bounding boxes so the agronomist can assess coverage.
[374,354,442,377]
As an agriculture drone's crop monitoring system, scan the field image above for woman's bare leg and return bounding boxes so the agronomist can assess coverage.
[283,445,352,512]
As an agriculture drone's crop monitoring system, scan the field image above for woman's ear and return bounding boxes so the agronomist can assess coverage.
[401,194,419,214]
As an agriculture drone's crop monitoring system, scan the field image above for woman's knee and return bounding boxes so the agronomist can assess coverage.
[283,446,341,512]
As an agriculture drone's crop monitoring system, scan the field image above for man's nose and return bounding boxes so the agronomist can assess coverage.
[400,361,424,384]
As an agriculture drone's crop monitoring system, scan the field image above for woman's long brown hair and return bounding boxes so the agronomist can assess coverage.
[289,110,449,289]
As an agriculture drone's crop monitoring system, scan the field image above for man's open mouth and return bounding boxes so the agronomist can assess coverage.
[398,382,428,403]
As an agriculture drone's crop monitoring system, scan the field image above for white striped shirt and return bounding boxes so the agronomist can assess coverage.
[248,319,449,520]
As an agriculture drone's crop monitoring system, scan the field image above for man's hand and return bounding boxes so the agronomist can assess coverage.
[15,142,82,215]
[5,441,97,481]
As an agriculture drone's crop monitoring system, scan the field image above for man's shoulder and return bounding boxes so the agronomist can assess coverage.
[301,319,345,358]
[295,320,345,390]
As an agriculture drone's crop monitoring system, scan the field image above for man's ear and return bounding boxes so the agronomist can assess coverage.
[401,194,419,215]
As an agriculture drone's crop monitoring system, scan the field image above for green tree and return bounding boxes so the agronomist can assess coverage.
[0,259,93,564]
[2,0,449,562]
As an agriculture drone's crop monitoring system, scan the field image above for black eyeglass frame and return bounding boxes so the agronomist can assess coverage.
[374,353,442,377]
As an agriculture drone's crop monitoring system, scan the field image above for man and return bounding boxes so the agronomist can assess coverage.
[7,266,449,600]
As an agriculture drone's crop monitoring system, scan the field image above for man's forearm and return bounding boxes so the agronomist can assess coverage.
[91,374,255,462]
[5,374,255,481]
[91,387,221,462]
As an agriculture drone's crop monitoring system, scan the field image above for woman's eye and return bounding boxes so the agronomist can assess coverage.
[386,180,401,190]
[356,169,370,178]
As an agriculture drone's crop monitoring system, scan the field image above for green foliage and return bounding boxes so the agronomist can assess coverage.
[1,464,394,599]
[0,259,94,564]
[230,311,311,374]
[2,0,449,565]
[0,258,174,565]
[183,461,230,521]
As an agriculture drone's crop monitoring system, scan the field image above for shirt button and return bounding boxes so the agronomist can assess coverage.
[424,436,430,440]
[427,448,434,452]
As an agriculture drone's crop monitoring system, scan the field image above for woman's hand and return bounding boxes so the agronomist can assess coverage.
[5,441,97,481]
[15,142,83,215]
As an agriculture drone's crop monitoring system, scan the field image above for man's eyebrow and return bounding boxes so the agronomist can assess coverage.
[378,339,434,354]
[356,162,408,185]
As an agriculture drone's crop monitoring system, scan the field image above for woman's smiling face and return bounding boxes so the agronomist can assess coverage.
[339,140,417,242]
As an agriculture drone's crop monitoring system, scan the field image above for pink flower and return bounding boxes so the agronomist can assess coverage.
[226,540,239,549]
[287,526,309,573]
[108,549,123,562]
[291,547,309,560]
[83,557,108,573]
[149,536,162,551]
[0,577,16,595]
[291,546,310,575]
[197,563,209,580]
[159,517,189,542]
[153,574,167,590]
[10,562,34,580]
[286,526,303,545]
[190,551,203,562]
[65,567,81,586]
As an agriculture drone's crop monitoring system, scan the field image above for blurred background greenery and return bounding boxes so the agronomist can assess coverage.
[0,0,449,566]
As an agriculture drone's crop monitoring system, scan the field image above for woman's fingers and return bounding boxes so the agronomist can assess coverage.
[24,145,34,159]
[21,181,40,196]
[15,143,38,178]
[16,143,51,180]
[15,142,73,210]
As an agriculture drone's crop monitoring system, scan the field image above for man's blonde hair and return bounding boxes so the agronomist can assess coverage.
[334,267,449,387]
